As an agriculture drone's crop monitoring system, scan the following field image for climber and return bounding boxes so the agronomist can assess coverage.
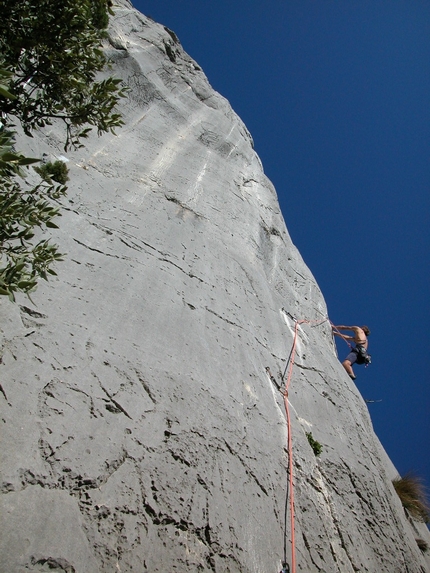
[332,325,371,380]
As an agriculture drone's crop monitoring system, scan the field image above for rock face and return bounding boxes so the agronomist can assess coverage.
[1,2,429,572]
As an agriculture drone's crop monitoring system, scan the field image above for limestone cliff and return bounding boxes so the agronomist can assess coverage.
[1,1,429,572]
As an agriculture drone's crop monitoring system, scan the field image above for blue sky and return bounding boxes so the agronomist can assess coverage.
[132,1,430,496]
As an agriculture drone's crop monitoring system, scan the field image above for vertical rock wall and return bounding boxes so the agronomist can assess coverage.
[1,1,429,571]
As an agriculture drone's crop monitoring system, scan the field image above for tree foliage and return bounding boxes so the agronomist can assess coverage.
[34,161,70,186]
[0,0,127,300]
[0,127,65,298]
[0,0,126,148]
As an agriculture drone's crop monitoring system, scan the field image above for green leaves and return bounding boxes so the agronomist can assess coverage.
[306,432,323,457]
[0,168,66,300]
[0,0,127,150]
[0,0,126,301]
[0,67,16,100]
[34,160,69,185]
[0,86,16,100]
[0,129,39,179]
[0,240,63,301]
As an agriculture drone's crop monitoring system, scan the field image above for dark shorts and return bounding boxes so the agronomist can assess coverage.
[345,350,358,365]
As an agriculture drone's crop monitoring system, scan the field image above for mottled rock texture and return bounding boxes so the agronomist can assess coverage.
[1,1,429,572]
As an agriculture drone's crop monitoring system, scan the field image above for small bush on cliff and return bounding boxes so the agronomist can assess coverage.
[0,0,127,301]
[393,473,430,522]
[34,161,69,186]
[306,432,323,457]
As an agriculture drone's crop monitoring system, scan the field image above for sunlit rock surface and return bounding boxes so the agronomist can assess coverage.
[1,1,429,571]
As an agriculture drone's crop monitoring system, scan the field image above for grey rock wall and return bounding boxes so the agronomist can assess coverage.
[1,1,429,571]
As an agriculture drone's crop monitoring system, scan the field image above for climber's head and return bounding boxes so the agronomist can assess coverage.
[361,325,370,336]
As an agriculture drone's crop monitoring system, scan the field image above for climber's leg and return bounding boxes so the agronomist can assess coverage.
[342,359,356,379]
[342,351,357,380]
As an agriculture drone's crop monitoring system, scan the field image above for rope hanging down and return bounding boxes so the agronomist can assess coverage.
[281,318,300,573]
[277,313,328,573]
[274,315,376,571]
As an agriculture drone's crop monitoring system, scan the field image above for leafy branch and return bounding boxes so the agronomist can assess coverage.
[0,0,127,300]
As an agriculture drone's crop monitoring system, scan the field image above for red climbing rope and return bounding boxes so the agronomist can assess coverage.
[282,319,302,573]
[281,314,329,573]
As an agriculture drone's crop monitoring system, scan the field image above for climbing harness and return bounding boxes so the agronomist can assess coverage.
[331,322,379,404]
[331,322,372,367]
[354,344,372,366]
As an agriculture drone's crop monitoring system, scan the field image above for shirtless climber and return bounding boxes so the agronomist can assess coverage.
[333,325,371,380]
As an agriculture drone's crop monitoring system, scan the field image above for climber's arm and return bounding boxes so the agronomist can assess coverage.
[333,331,354,340]
[332,325,355,340]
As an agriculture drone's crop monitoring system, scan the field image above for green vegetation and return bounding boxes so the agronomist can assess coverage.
[393,473,429,522]
[34,161,69,185]
[0,0,127,300]
[306,432,323,457]
[416,538,428,553]
[0,146,64,298]
[0,0,124,149]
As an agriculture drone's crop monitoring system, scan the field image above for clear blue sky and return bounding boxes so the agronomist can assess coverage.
[132,1,430,495]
